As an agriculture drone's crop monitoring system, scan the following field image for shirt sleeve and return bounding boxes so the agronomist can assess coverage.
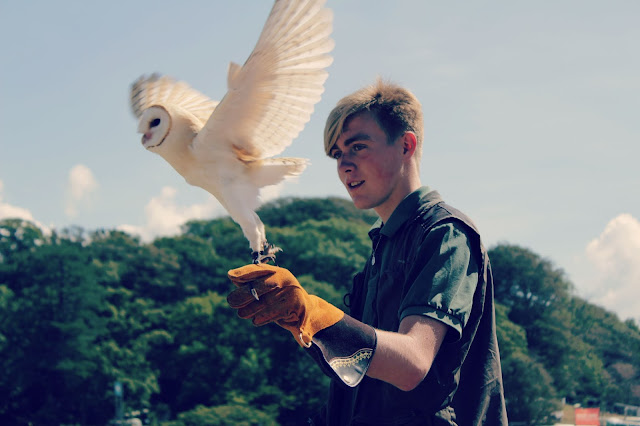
[398,220,480,341]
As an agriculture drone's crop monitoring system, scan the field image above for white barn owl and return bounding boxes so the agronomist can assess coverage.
[130,0,334,264]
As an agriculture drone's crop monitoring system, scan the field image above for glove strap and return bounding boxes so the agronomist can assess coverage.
[310,314,377,387]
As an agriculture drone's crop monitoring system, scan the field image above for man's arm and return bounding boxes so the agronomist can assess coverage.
[227,264,449,390]
[367,315,448,391]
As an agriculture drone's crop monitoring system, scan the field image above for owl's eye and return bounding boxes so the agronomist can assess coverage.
[150,118,161,128]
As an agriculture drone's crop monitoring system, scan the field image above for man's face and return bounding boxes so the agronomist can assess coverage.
[329,111,408,220]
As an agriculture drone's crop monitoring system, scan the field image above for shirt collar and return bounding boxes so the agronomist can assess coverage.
[368,186,442,240]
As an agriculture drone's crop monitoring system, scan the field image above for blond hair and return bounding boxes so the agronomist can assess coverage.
[323,78,424,163]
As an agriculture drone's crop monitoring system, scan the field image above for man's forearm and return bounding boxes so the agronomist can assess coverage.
[366,315,448,391]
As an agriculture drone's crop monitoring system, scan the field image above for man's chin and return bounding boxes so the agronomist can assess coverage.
[350,197,374,211]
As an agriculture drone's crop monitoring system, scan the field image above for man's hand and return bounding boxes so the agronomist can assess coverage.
[227,263,377,387]
[227,264,344,347]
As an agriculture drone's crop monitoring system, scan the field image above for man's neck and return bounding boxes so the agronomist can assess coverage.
[374,180,422,224]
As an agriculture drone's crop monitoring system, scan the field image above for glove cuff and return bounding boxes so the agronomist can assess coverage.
[311,314,377,387]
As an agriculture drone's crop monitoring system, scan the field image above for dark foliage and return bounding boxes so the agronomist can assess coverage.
[489,244,640,422]
[0,197,638,425]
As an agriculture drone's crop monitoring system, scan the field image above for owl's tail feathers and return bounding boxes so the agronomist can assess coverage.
[248,157,309,188]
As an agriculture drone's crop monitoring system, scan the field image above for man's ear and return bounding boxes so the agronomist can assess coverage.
[401,132,417,157]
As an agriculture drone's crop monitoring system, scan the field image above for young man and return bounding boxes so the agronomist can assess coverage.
[226,79,508,425]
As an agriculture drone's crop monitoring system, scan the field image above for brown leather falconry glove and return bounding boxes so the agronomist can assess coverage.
[227,264,377,387]
[227,263,343,347]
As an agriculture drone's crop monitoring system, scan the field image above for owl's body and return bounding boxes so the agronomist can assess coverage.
[130,0,333,262]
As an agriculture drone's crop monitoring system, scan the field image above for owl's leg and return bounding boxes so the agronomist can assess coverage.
[237,212,265,263]
[254,241,281,264]
[234,204,280,264]
[220,199,264,258]
[229,212,279,264]
[218,188,280,265]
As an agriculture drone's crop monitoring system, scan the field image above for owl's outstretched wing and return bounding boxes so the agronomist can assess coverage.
[193,0,334,161]
[130,74,218,125]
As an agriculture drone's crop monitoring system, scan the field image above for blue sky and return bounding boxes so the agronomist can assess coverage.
[1,1,638,323]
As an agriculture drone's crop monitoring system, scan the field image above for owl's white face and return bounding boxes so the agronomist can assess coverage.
[137,106,171,150]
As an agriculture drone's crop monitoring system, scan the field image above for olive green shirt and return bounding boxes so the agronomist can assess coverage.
[323,187,482,425]
[361,186,479,339]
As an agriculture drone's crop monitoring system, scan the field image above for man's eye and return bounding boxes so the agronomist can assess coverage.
[331,151,342,160]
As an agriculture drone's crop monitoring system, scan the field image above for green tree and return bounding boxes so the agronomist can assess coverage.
[150,291,270,416]
[0,219,47,264]
[163,402,278,426]
[182,217,250,267]
[494,303,528,359]
[502,352,559,424]
[153,234,226,294]
[257,197,377,228]
[89,229,172,416]
[266,218,371,294]
[567,298,640,405]
[4,201,640,423]
[489,244,572,327]
[0,236,109,424]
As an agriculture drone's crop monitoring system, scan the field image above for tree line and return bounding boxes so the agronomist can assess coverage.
[1,197,639,425]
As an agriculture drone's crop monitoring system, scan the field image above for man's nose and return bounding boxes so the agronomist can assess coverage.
[338,154,355,173]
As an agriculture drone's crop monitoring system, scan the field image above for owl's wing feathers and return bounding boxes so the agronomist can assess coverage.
[194,0,334,162]
[130,74,219,125]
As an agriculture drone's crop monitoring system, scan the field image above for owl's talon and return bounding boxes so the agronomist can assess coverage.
[251,243,281,264]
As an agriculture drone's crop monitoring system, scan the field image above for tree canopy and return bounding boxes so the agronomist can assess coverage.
[1,197,638,425]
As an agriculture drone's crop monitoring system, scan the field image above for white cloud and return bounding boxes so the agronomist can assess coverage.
[118,182,287,243]
[579,214,640,322]
[65,164,98,218]
[118,186,224,242]
[0,179,34,221]
[0,179,50,233]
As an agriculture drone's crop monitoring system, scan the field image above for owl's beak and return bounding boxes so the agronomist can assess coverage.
[142,132,153,145]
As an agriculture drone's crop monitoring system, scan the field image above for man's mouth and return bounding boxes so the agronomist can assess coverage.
[347,180,364,189]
